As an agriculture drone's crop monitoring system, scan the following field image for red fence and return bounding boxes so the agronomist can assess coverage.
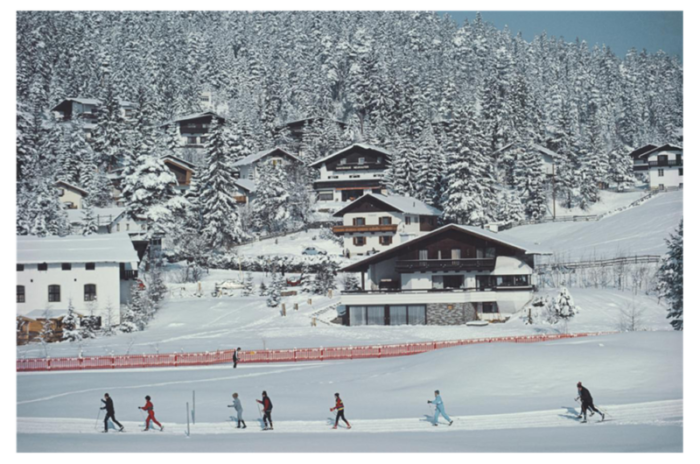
[16,332,614,373]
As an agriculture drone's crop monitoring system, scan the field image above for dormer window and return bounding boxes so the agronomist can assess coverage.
[358,157,365,165]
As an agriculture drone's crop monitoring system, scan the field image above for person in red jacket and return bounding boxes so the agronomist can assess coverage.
[330,393,351,429]
[139,395,163,431]
[255,391,273,430]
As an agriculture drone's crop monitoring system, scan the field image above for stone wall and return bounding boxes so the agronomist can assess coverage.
[426,302,477,325]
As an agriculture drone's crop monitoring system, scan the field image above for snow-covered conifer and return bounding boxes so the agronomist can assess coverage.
[657,220,683,330]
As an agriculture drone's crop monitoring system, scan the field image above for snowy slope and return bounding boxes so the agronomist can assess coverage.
[17,332,682,452]
[502,190,683,260]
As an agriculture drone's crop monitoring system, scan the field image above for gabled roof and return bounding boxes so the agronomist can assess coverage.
[232,147,302,167]
[161,155,196,171]
[278,117,347,129]
[17,233,139,265]
[51,98,138,112]
[340,224,550,272]
[55,181,88,196]
[234,178,257,193]
[333,193,442,218]
[628,144,659,161]
[630,144,683,161]
[309,143,392,168]
[161,111,225,127]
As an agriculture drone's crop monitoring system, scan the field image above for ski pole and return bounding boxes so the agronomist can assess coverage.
[94,408,102,431]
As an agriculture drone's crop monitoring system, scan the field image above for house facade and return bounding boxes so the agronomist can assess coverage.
[162,155,196,193]
[51,98,138,139]
[332,194,442,257]
[230,147,304,204]
[629,144,683,189]
[56,181,88,209]
[16,234,140,327]
[310,144,390,202]
[339,224,549,326]
[66,207,146,236]
[161,111,226,149]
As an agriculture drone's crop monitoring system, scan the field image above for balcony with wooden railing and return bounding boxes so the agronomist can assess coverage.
[396,258,495,272]
[332,224,398,235]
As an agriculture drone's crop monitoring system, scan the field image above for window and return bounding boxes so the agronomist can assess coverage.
[186,123,197,128]
[658,169,664,177]
[407,305,426,325]
[349,306,367,325]
[17,264,24,272]
[340,158,347,165]
[476,275,496,290]
[116,224,121,232]
[451,249,461,260]
[126,223,130,231]
[367,306,385,325]
[419,249,428,260]
[349,174,361,179]
[17,286,25,303]
[84,284,97,302]
[200,136,208,145]
[38,263,48,271]
[187,136,198,145]
[85,263,95,270]
[57,188,65,196]
[379,235,393,246]
[405,216,412,225]
[377,157,382,164]
[353,236,366,246]
[48,285,61,302]
[677,154,683,165]
[318,192,334,201]
[62,263,71,271]
[433,275,462,289]
[480,302,499,314]
[476,247,496,259]
[358,157,365,165]
[432,275,444,290]
[353,217,366,226]
[379,217,392,225]
[679,168,683,176]
[389,306,407,325]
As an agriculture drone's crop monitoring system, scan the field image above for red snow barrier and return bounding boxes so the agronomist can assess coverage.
[16,332,616,372]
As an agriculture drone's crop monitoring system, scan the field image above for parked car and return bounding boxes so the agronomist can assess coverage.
[302,246,327,256]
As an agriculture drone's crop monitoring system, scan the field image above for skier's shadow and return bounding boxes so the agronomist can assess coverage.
[326,417,335,426]
[421,414,434,423]
[558,406,581,421]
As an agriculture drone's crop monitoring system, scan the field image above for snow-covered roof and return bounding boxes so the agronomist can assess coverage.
[333,193,442,217]
[166,111,224,124]
[491,256,533,276]
[455,225,551,255]
[65,207,126,226]
[234,178,257,193]
[17,233,139,265]
[232,147,302,167]
[55,181,88,196]
[24,309,77,320]
[51,98,138,111]
[278,117,347,128]
[309,143,392,168]
[161,155,196,171]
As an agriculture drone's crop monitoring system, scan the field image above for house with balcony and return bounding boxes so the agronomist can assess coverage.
[56,180,88,209]
[338,224,550,326]
[628,144,683,189]
[161,155,196,193]
[332,193,442,257]
[229,147,303,204]
[17,233,140,328]
[51,97,138,139]
[309,143,391,202]
[161,111,226,149]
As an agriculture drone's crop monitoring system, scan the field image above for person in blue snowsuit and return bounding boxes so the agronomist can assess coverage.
[428,390,453,426]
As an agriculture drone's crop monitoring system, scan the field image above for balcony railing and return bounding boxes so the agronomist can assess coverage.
[342,285,533,295]
[396,258,495,272]
[648,160,682,167]
[333,224,398,234]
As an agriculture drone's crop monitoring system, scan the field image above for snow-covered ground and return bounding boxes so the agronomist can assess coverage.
[17,281,670,359]
[235,229,344,259]
[503,190,682,260]
[17,331,682,452]
[545,187,649,217]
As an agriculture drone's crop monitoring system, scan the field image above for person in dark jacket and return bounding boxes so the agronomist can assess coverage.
[576,382,604,422]
[330,393,351,429]
[101,393,124,432]
[233,347,241,369]
[256,391,273,430]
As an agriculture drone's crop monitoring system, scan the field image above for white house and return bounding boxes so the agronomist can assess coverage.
[309,143,391,202]
[231,147,304,204]
[16,234,140,327]
[332,193,442,257]
[338,224,550,325]
[629,144,683,190]
[65,207,146,236]
[56,181,88,209]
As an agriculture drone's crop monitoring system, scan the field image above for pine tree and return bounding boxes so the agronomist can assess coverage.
[258,281,268,297]
[252,163,292,233]
[266,271,282,308]
[61,301,84,342]
[242,272,255,296]
[515,147,548,220]
[555,287,579,320]
[81,197,99,235]
[657,220,683,330]
[414,124,445,208]
[198,119,246,250]
[312,256,337,296]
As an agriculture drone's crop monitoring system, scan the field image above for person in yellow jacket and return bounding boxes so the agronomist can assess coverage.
[330,393,351,429]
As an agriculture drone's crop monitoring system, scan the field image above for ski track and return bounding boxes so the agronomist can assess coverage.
[17,399,682,435]
[16,364,324,405]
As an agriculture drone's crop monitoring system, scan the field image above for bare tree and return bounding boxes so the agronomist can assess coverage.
[617,300,646,332]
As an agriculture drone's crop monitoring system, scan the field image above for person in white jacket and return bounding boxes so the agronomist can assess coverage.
[228,393,246,429]
[428,390,453,426]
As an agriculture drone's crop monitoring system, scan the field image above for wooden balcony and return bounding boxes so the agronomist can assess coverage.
[332,224,398,235]
[396,258,496,272]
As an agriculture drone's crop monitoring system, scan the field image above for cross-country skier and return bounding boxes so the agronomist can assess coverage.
[228,393,246,428]
[139,395,164,431]
[101,393,124,433]
[330,393,351,429]
[233,347,241,369]
[576,382,604,423]
[256,391,273,430]
[428,390,453,426]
